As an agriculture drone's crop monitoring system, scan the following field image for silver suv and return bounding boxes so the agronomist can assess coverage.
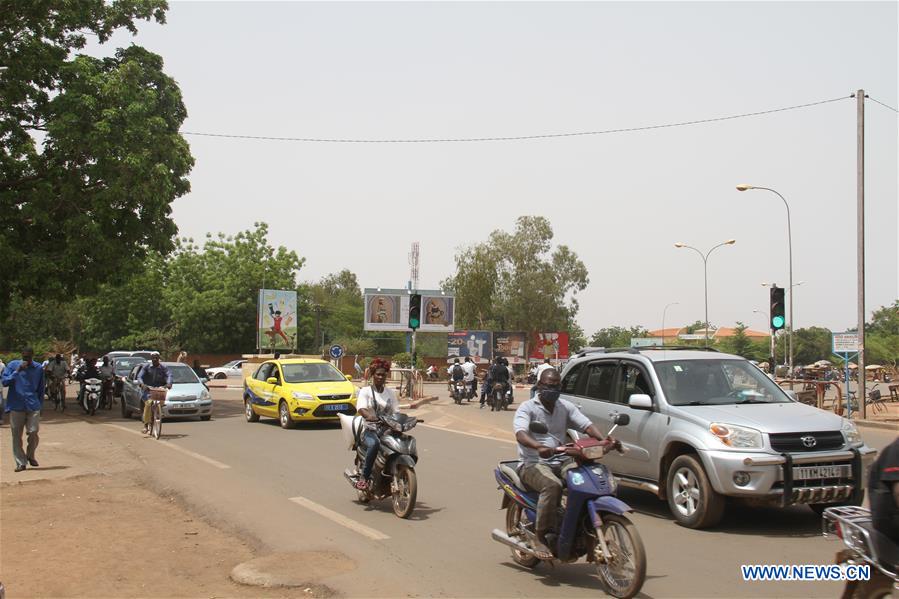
[558,347,876,528]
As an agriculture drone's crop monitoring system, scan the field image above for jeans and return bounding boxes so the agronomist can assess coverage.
[361,429,380,479]
[520,459,576,539]
[10,410,40,468]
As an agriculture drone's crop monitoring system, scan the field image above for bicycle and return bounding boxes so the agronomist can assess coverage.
[47,377,66,411]
[145,387,166,440]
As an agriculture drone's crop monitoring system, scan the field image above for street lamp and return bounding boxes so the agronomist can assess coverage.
[661,302,679,346]
[738,184,795,372]
[674,239,736,344]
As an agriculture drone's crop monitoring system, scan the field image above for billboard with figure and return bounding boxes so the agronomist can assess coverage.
[363,289,410,332]
[418,294,455,333]
[529,332,570,362]
[258,289,298,350]
[447,330,493,364]
[494,332,528,364]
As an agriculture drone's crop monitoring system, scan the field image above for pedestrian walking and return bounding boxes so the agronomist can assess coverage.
[1,348,45,472]
[0,356,6,423]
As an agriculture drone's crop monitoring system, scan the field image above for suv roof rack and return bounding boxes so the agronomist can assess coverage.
[573,345,719,358]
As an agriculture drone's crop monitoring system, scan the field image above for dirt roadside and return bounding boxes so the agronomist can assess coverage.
[0,410,335,598]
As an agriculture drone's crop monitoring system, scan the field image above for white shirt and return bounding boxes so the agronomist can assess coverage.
[536,363,554,379]
[356,385,399,430]
[461,361,476,382]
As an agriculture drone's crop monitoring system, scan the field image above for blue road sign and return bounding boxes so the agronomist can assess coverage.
[329,345,345,359]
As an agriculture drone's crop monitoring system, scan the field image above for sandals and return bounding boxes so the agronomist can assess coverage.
[532,540,554,560]
[354,478,370,491]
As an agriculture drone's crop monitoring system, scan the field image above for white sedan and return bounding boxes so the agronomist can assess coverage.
[206,360,247,379]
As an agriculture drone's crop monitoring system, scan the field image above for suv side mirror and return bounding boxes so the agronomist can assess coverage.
[628,394,653,410]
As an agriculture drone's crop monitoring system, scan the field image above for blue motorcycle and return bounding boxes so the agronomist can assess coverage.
[491,414,646,599]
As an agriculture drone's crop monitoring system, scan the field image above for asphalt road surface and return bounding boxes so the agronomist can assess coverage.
[102,385,898,598]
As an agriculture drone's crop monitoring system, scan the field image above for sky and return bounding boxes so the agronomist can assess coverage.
[88,1,897,337]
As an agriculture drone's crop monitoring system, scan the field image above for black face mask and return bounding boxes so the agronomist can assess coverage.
[540,389,561,403]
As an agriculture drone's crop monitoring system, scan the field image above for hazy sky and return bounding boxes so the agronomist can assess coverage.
[88,1,897,336]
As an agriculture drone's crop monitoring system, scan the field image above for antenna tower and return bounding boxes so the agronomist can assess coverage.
[409,242,420,290]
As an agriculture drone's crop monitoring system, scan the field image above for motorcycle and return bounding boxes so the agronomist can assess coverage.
[823,505,899,598]
[491,382,512,411]
[452,380,467,405]
[80,378,102,415]
[491,414,647,599]
[339,412,422,519]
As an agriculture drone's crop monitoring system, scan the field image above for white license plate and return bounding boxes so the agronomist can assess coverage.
[793,465,850,479]
[323,404,348,411]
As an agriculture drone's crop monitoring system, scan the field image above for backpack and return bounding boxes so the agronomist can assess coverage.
[452,364,464,379]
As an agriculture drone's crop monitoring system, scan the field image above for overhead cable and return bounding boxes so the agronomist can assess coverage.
[867,96,898,113]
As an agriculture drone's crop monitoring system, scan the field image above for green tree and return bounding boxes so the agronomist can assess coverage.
[0,2,194,314]
[297,269,365,354]
[444,216,589,334]
[866,301,899,367]
[719,322,753,358]
[589,326,649,349]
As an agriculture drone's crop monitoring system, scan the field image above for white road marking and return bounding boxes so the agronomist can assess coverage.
[288,496,390,541]
[103,424,231,469]
[418,423,516,444]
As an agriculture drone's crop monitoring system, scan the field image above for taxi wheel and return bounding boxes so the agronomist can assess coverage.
[279,401,294,429]
[244,398,259,423]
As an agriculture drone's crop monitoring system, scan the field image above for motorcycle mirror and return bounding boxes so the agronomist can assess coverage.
[529,420,549,435]
[612,413,631,427]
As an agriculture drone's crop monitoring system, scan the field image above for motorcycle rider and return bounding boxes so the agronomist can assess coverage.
[44,354,69,409]
[482,356,510,409]
[869,436,899,543]
[513,368,615,560]
[135,353,173,435]
[354,358,399,491]
[461,357,477,400]
[75,356,101,408]
[449,358,465,398]
[98,356,115,405]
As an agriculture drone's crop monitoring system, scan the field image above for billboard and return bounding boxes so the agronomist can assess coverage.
[364,289,410,332]
[258,289,298,350]
[447,330,493,364]
[418,294,455,333]
[494,332,528,364]
[529,332,570,362]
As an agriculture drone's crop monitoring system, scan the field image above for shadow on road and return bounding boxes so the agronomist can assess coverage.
[498,560,659,597]
[357,500,444,521]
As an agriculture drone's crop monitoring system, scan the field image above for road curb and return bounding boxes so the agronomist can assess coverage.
[230,551,349,591]
[854,419,899,432]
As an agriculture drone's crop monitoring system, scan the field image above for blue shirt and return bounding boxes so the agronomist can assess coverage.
[2,360,45,412]
[136,363,172,388]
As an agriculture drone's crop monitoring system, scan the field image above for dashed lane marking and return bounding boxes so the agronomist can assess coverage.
[288,496,390,541]
[418,423,516,444]
[103,424,231,469]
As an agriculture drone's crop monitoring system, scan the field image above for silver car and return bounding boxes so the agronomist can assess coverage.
[121,362,213,421]
[558,348,876,529]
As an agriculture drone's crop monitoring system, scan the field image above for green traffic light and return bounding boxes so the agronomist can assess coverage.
[772,315,785,329]
[410,318,420,329]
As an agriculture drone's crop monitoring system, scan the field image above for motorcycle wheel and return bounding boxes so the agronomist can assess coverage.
[505,503,539,568]
[391,465,417,519]
[593,513,646,599]
[90,395,98,416]
[847,571,894,599]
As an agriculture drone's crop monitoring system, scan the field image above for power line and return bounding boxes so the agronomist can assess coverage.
[181,95,852,144]
[867,96,898,113]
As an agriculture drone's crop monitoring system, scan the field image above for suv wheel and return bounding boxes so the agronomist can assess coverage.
[666,454,725,529]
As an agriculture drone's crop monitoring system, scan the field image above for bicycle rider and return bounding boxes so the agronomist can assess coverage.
[135,352,172,435]
[44,354,69,410]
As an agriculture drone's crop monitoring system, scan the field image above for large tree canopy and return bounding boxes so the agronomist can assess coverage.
[443,216,589,334]
[0,1,192,313]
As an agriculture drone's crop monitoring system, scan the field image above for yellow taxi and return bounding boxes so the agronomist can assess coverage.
[243,359,357,428]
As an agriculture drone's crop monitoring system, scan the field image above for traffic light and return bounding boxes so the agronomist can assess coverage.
[769,286,785,331]
[408,294,421,330]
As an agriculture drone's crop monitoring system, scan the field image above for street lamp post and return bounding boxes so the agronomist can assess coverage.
[661,302,679,346]
[737,184,795,373]
[674,239,737,345]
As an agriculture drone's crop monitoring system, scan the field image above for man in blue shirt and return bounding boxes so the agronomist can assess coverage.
[2,348,45,472]
[135,353,172,435]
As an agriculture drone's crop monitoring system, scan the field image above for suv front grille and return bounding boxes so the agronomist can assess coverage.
[318,394,352,401]
[769,431,844,452]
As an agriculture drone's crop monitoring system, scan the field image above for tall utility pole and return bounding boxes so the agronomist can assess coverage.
[856,89,867,419]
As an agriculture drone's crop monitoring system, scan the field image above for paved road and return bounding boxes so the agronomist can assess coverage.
[99,386,897,598]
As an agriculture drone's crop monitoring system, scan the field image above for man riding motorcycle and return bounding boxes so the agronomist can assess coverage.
[134,353,172,435]
[481,356,511,409]
[98,356,115,407]
[75,357,101,408]
[512,368,616,560]
[354,358,399,491]
[461,357,477,399]
[44,354,69,409]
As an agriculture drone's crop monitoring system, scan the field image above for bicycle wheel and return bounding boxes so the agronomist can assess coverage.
[151,403,163,439]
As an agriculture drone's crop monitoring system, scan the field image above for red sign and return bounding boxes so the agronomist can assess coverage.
[529,332,569,361]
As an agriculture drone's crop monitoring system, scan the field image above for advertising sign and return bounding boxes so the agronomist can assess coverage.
[364,289,410,332]
[631,337,664,347]
[258,289,298,350]
[832,332,860,354]
[494,332,528,364]
[529,332,570,362]
[418,293,455,333]
[447,330,493,364]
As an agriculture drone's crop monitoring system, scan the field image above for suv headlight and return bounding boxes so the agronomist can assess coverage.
[199,389,211,400]
[292,391,314,401]
[841,419,862,446]
[709,422,763,449]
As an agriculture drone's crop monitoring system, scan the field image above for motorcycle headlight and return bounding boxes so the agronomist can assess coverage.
[709,422,763,449]
[841,419,862,446]
[292,391,314,401]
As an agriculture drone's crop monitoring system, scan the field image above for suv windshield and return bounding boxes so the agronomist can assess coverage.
[282,363,347,384]
[169,365,200,385]
[113,357,146,374]
[653,359,791,406]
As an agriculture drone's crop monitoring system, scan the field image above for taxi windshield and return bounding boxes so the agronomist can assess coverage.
[281,363,347,384]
